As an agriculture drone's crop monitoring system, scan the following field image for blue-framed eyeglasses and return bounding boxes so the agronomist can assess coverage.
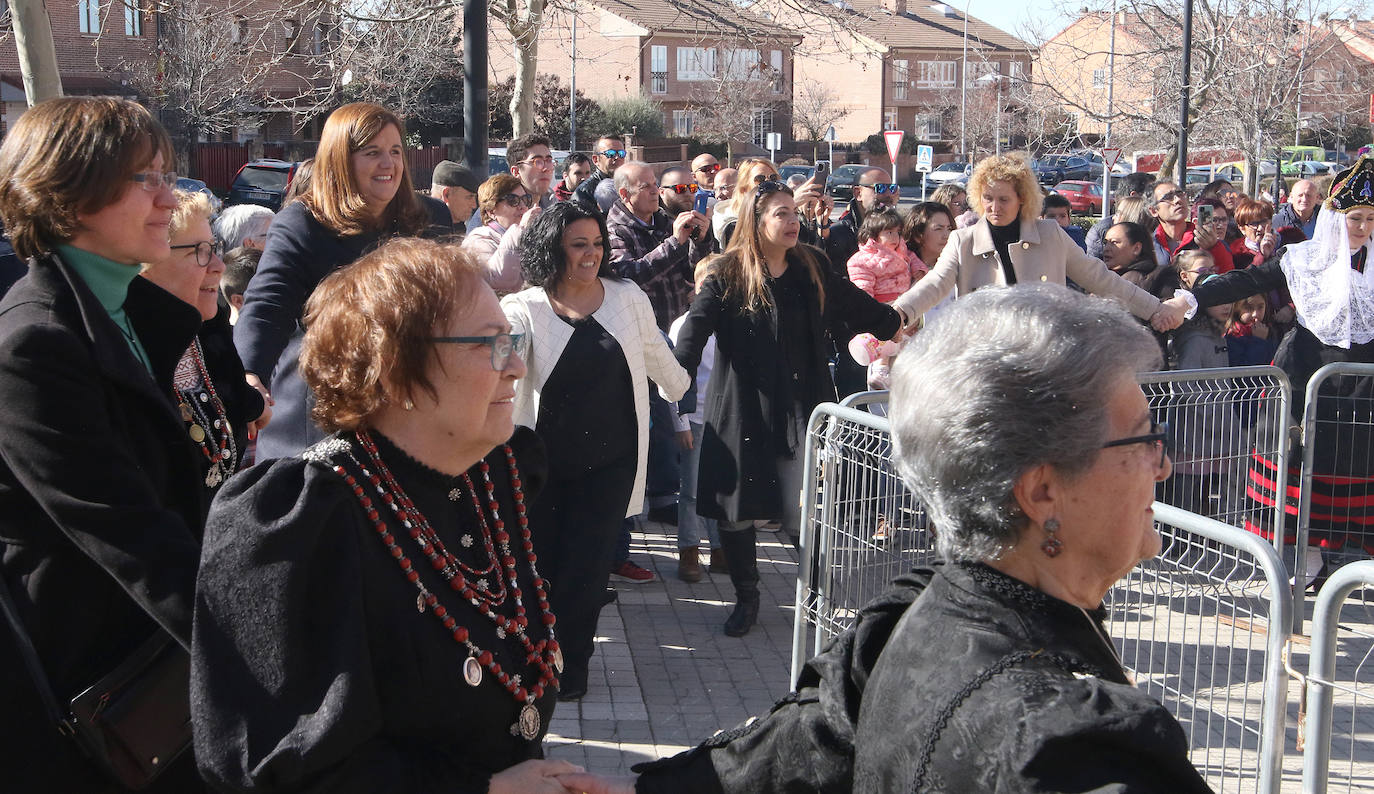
[430,332,525,371]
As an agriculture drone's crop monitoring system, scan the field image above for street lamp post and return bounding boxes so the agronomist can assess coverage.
[977,72,1001,155]
[933,3,971,162]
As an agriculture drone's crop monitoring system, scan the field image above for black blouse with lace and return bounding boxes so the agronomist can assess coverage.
[191,428,557,793]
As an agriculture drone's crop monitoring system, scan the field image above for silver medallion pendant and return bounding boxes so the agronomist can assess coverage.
[552,646,563,674]
[416,593,426,613]
[463,656,483,687]
[517,703,540,740]
[205,465,223,488]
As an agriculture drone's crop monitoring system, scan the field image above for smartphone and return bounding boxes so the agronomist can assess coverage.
[814,161,829,183]
[694,190,711,215]
[1197,203,1214,226]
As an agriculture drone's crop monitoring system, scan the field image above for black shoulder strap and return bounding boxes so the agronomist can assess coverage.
[0,577,74,735]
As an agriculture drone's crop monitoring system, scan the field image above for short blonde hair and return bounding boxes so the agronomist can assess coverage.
[169,189,214,239]
[967,153,1042,223]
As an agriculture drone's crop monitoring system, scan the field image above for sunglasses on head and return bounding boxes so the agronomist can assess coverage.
[600,149,628,159]
[663,182,700,195]
[753,172,780,185]
[696,163,722,176]
[863,183,900,194]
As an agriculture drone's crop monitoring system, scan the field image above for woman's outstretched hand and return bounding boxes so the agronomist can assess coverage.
[489,759,587,793]
[554,771,638,794]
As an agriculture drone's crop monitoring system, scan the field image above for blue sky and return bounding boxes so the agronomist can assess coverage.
[971,0,1077,43]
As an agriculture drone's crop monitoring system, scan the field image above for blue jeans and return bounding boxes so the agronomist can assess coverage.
[678,421,721,549]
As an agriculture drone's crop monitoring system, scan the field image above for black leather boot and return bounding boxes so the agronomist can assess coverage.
[721,528,760,637]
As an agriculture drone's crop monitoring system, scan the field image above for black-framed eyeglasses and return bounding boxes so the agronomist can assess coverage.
[1157,189,1187,203]
[430,332,525,371]
[599,149,628,159]
[131,170,178,192]
[169,240,223,268]
[663,182,699,195]
[863,183,900,195]
[1102,421,1171,468]
[498,193,534,209]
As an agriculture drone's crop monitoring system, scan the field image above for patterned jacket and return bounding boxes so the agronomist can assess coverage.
[607,199,709,331]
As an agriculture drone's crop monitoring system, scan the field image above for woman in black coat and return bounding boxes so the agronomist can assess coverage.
[0,98,207,791]
[139,189,268,501]
[193,239,579,793]
[233,102,450,460]
[672,181,904,637]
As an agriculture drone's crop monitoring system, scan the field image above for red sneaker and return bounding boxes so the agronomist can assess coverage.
[610,559,656,583]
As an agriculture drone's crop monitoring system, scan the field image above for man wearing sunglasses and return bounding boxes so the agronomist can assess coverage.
[573,133,628,212]
[1148,181,1233,273]
[691,153,721,189]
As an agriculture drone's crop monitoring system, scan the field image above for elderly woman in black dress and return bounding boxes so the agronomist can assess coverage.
[192,239,582,792]
[564,286,1212,794]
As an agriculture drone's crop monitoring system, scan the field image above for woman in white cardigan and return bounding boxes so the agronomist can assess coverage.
[502,202,689,702]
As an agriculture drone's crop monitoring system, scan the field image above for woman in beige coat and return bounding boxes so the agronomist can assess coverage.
[892,153,1187,332]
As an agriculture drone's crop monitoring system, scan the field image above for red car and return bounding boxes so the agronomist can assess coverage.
[1050,180,1107,214]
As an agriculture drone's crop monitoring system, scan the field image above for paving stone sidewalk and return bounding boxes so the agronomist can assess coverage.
[544,519,798,775]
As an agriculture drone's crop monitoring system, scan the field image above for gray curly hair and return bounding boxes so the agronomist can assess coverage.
[888,285,1161,562]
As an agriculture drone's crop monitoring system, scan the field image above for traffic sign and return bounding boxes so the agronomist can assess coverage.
[883,130,905,164]
[916,144,933,173]
[825,125,837,142]
[766,132,782,151]
[1102,147,1122,171]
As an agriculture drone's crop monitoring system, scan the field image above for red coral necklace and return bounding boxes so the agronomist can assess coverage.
[332,431,561,740]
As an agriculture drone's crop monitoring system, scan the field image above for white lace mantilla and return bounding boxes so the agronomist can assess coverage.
[1278,206,1374,348]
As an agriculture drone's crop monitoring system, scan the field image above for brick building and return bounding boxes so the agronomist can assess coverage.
[487,0,801,150]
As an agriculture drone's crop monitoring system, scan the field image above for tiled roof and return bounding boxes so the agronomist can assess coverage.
[590,0,798,40]
[842,0,1032,52]
[1329,20,1374,65]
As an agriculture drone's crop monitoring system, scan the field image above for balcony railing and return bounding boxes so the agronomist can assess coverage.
[651,71,668,94]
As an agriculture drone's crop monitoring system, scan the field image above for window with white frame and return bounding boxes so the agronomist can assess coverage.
[673,109,696,136]
[884,109,898,131]
[1092,68,1106,90]
[78,0,98,33]
[676,47,716,81]
[723,48,760,80]
[917,61,956,89]
[892,59,909,100]
[1010,61,1026,82]
[651,45,668,93]
[770,50,783,93]
[124,1,140,35]
[752,107,774,147]
[965,59,1000,85]
[917,113,942,139]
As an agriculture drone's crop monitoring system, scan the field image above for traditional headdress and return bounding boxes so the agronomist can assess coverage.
[1326,157,1374,213]
[1279,155,1374,348]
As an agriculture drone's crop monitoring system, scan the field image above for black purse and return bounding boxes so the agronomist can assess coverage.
[0,580,192,789]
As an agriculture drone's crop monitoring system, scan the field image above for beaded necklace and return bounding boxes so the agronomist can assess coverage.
[174,339,236,487]
[334,431,561,741]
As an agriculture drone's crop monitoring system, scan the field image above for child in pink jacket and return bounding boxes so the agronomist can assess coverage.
[846,208,926,388]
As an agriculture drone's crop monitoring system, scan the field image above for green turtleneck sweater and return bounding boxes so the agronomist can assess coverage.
[58,244,153,375]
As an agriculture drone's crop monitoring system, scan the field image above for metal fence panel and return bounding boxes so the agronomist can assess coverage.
[1110,503,1290,794]
[1297,363,1374,576]
[1302,561,1374,794]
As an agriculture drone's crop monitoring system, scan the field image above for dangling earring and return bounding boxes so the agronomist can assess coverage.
[403,398,415,411]
[1040,518,1063,558]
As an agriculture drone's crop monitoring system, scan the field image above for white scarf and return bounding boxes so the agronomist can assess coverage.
[1278,206,1374,348]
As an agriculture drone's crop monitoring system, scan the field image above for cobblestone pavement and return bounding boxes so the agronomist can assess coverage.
[544,518,797,775]
[544,518,1374,792]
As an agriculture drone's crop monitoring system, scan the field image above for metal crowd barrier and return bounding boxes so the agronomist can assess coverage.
[1296,363,1374,577]
[1111,503,1290,794]
[1302,560,1374,793]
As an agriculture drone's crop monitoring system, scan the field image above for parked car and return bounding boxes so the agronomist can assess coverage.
[225,159,301,212]
[176,176,222,215]
[925,161,968,186]
[1282,160,1332,177]
[826,164,871,198]
[779,164,817,184]
[1050,180,1106,214]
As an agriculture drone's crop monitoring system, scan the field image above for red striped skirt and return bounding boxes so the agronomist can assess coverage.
[1245,451,1374,553]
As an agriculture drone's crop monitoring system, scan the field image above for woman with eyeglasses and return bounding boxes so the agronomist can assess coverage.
[502,202,690,700]
[140,190,270,501]
[463,174,540,296]
[234,102,452,461]
[1229,197,1278,269]
[0,97,208,791]
[892,153,1187,334]
[193,239,586,793]
[674,179,905,637]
